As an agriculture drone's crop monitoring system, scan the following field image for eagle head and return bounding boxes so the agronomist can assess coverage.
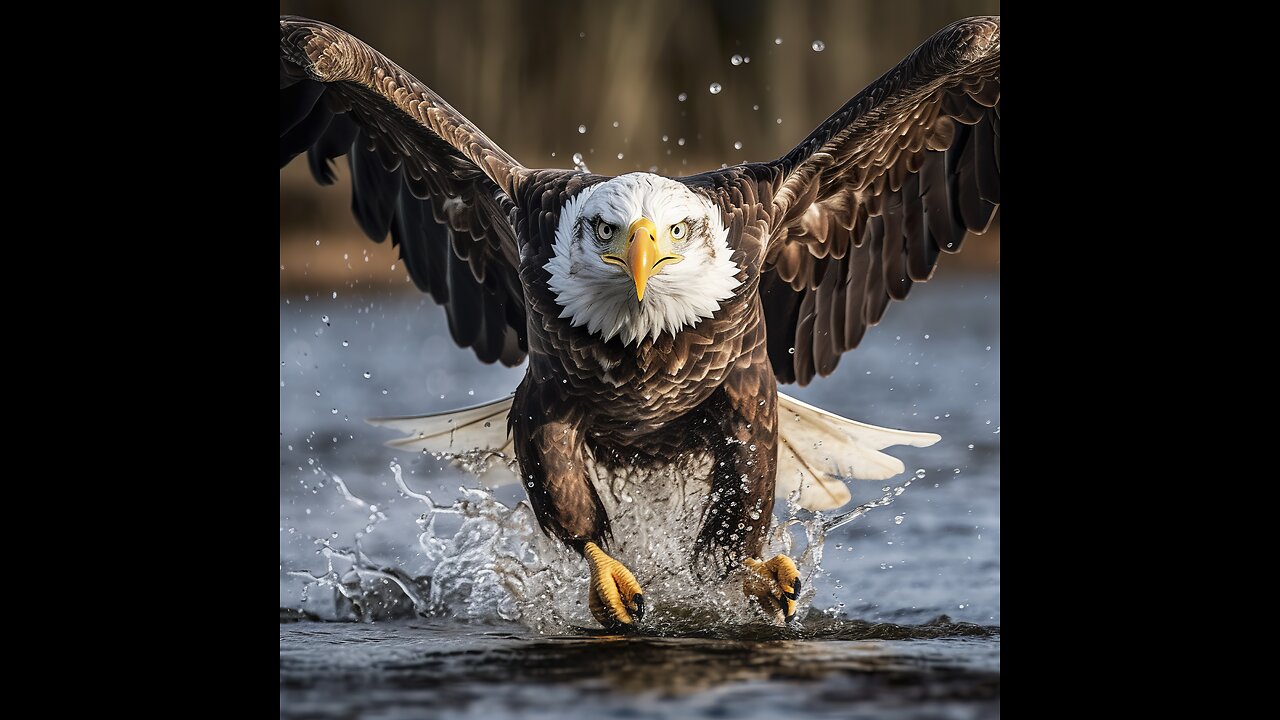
[546,173,741,346]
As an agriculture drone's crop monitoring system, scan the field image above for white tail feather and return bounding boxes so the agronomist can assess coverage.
[366,395,520,488]
[774,392,940,511]
[367,390,940,509]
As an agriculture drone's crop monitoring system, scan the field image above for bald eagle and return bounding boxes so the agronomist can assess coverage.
[280,15,999,629]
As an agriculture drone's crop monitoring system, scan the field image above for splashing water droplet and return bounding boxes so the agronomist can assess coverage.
[731,54,743,65]
[341,340,349,347]
[811,40,825,52]
[677,92,688,102]
[577,124,586,134]
[572,152,583,164]
[709,83,722,94]
[774,37,783,45]
[894,515,905,525]
[320,315,330,325]
[363,372,372,379]
[733,141,743,150]
[612,120,620,128]
[677,138,686,146]
[617,153,624,160]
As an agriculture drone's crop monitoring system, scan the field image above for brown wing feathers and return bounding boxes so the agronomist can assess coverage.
[280,16,529,366]
[755,16,1000,385]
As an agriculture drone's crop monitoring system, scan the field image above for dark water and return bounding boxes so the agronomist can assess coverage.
[280,275,999,718]
[281,617,998,719]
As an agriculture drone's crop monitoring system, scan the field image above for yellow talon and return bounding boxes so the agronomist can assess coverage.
[584,541,645,630]
[743,554,801,625]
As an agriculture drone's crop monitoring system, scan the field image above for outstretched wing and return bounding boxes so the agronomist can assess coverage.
[750,16,1000,385]
[280,16,532,366]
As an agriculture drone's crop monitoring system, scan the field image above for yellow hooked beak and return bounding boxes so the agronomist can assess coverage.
[601,218,683,302]
[626,218,659,301]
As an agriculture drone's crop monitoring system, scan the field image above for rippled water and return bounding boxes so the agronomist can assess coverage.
[280,275,999,717]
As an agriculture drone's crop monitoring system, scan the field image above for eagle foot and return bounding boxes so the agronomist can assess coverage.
[743,554,801,625]
[584,541,645,630]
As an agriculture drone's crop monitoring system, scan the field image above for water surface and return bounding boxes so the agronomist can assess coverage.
[280,275,999,717]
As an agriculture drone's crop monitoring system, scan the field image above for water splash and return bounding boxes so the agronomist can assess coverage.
[289,461,920,633]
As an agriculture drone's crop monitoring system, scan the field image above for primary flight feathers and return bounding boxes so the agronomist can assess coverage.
[280,15,999,383]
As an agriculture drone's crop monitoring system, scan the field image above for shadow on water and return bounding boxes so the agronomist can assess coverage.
[281,615,999,718]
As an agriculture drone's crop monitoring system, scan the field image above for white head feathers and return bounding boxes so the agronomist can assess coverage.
[545,174,741,346]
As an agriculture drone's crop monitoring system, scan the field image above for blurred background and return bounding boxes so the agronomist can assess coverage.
[280,0,999,292]
[280,0,1000,628]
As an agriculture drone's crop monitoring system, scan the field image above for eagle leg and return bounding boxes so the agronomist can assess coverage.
[743,555,801,624]
[584,541,645,630]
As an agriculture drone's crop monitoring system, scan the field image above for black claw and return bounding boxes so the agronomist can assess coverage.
[632,594,645,622]
[794,578,802,593]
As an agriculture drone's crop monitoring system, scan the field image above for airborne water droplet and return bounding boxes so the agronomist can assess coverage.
[363,372,372,379]
[677,92,688,102]
[341,340,349,347]
[774,37,783,45]
[733,141,743,150]
[572,152,584,164]
[617,153,624,160]
[894,515,905,525]
[731,54,743,65]
[709,83,722,94]
[321,315,330,325]
[811,40,825,52]
[677,138,686,146]
[577,124,587,134]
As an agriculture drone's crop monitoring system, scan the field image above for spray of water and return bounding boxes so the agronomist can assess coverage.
[288,460,922,632]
